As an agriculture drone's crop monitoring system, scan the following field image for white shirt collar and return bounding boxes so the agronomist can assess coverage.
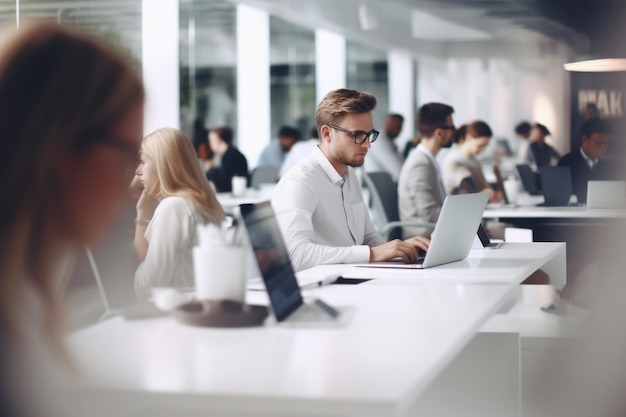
[313,145,346,185]
[579,147,598,168]
[417,143,439,168]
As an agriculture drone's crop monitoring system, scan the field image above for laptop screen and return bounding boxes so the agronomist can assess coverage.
[239,202,303,321]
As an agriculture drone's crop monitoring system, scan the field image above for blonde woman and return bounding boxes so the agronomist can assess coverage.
[133,127,226,300]
[0,21,144,416]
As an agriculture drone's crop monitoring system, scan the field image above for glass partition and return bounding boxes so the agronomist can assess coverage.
[269,15,316,141]
[12,0,141,63]
[347,40,388,133]
[180,0,237,141]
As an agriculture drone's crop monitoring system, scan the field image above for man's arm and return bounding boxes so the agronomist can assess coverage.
[408,161,443,224]
[272,176,370,271]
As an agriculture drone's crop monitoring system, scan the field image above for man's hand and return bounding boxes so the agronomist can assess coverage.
[370,236,430,263]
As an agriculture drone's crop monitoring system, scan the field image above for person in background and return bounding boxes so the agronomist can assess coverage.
[584,102,601,120]
[133,127,226,300]
[257,125,301,172]
[191,119,213,174]
[272,88,429,271]
[403,132,421,160]
[514,120,534,165]
[558,117,616,204]
[0,20,144,416]
[398,103,455,238]
[363,113,404,181]
[206,126,249,193]
[442,121,503,202]
[280,126,319,177]
[530,123,561,167]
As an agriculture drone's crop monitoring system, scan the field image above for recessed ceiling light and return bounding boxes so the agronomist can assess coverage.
[564,57,626,72]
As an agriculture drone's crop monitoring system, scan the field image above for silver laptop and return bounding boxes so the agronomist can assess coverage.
[238,202,351,325]
[356,192,490,269]
[587,181,626,209]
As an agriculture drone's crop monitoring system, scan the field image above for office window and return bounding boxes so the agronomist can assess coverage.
[180,0,237,141]
[347,40,388,133]
[9,0,141,64]
[269,15,316,141]
[0,0,15,27]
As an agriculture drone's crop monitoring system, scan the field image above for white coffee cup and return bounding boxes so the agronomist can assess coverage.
[193,246,246,302]
[231,176,247,197]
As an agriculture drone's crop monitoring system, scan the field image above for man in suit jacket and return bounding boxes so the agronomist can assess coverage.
[558,118,616,204]
[398,103,455,238]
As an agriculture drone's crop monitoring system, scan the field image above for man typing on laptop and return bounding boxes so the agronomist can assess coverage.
[272,89,429,272]
[558,117,620,204]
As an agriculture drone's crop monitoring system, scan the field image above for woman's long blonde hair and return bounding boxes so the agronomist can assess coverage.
[0,21,144,362]
[142,127,226,225]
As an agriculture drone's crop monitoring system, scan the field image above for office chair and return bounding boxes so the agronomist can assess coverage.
[363,171,435,240]
[250,166,278,190]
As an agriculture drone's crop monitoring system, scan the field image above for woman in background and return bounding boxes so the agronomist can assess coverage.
[530,122,561,167]
[0,21,144,416]
[442,121,503,202]
[133,127,226,300]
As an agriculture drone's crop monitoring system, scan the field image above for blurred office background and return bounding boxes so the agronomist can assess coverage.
[2,0,624,166]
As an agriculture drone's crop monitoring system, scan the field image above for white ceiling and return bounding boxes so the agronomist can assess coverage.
[2,0,624,64]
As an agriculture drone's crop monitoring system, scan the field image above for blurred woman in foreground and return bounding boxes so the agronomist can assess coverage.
[0,21,144,416]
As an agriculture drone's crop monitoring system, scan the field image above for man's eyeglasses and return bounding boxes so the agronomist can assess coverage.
[328,124,379,144]
[438,125,456,131]
[590,137,609,148]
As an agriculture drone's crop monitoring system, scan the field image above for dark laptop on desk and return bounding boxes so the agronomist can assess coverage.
[538,166,574,206]
[239,202,352,325]
[516,164,541,195]
[477,223,504,249]
[355,192,490,269]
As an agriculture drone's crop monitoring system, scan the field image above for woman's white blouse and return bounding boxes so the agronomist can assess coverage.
[134,196,204,300]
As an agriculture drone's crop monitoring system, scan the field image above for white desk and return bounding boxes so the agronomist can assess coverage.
[484,204,626,220]
[216,188,272,214]
[66,283,517,417]
[340,242,566,286]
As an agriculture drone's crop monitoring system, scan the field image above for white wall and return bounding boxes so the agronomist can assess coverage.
[315,29,346,104]
[236,4,271,166]
[388,50,415,153]
[417,45,571,155]
[142,0,179,134]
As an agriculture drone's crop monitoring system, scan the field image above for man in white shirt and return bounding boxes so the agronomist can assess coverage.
[514,120,534,165]
[272,89,429,271]
[256,125,301,172]
[279,127,319,177]
[363,113,404,181]
[398,103,455,238]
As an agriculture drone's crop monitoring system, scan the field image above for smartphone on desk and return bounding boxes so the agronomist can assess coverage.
[331,277,372,285]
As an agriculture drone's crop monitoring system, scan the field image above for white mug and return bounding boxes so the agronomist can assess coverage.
[231,176,247,197]
[193,246,246,302]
